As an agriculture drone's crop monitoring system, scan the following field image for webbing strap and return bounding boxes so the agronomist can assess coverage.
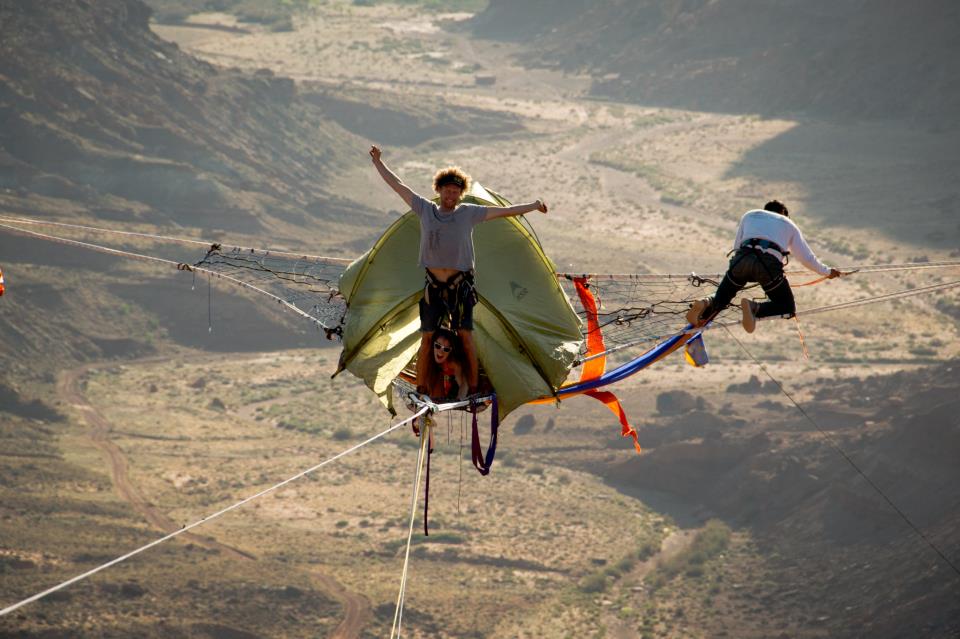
[470,396,499,475]
[793,274,830,288]
[793,268,858,288]
[573,276,606,381]
[793,316,810,360]
[423,432,433,536]
[585,389,641,454]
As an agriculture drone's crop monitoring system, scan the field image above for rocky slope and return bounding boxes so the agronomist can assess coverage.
[0,0,370,371]
[0,0,369,235]
[602,360,960,637]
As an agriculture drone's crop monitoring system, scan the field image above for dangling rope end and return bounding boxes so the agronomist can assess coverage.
[793,316,810,360]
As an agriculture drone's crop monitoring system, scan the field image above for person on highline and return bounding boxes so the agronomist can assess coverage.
[687,200,841,332]
[369,145,548,398]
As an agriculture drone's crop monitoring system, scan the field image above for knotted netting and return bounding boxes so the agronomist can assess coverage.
[557,272,738,362]
[192,243,746,363]
[193,244,350,337]
[192,246,960,368]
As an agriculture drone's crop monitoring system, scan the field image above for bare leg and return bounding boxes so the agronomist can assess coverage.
[415,331,432,392]
[459,329,479,392]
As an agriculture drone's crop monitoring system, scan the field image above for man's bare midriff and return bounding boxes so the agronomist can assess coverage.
[427,266,460,282]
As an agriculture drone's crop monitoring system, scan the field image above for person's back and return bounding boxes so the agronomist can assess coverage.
[688,200,839,332]
[737,209,796,248]
[735,209,831,276]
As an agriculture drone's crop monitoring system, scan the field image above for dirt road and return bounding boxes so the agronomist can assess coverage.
[58,362,372,639]
[58,364,250,558]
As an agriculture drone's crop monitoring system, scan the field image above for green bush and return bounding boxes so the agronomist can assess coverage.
[646,519,731,588]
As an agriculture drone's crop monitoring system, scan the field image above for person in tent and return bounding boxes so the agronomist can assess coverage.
[687,200,840,332]
[424,328,469,401]
[369,145,548,398]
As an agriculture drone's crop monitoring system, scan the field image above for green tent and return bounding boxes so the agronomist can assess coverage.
[335,182,583,418]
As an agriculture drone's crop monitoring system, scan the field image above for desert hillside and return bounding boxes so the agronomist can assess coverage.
[1,1,958,637]
[0,0,370,237]
[472,0,960,123]
[0,0,379,372]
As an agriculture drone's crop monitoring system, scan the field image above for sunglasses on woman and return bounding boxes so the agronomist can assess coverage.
[433,342,452,353]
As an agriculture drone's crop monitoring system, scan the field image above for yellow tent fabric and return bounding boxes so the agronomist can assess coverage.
[335,182,582,418]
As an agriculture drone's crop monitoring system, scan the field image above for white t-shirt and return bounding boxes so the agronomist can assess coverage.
[734,209,831,275]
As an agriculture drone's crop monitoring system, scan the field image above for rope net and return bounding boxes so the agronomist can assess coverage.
[193,245,350,337]
[191,244,743,360]
[559,273,734,361]
[1,216,957,363]
[190,242,960,365]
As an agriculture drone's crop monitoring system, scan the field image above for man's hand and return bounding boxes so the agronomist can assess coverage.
[535,199,548,214]
[828,268,841,279]
[369,145,382,163]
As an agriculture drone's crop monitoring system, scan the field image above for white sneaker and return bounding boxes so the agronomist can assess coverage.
[741,298,758,333]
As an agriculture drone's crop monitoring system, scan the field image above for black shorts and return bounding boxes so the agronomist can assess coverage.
[419,271,476,332]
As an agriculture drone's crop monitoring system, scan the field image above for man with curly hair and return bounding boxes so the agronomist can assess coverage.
[686,200,840,332]
[369,145,548,398]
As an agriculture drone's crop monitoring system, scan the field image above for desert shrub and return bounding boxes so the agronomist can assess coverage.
[578,571,608,593]
[610,555,636,576]
[636,537,659,560]
[646,519,731,589]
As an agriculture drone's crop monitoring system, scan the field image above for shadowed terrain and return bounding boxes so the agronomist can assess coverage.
[2,1,959,637]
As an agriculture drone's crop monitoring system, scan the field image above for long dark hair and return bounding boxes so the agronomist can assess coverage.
[423,328,462,397]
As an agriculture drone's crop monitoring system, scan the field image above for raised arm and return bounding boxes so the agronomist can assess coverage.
[483,199,548,221]
[789,227,834,276]
[370,145,416,209]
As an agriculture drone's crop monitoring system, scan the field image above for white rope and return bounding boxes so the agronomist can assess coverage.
[777,279,960,318]
[0,222,338,329]
[0,407,429,618]
[6,214,956,279]
[557,259,960,282]
[578,278,960,363]
[391,416,430,639]
[719,278,960,328]
[0,214,352,264]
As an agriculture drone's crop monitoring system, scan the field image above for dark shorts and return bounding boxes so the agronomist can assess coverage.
[419,271,476,332]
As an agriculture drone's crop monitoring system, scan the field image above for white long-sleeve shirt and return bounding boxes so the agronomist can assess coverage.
[733,209,832,276]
